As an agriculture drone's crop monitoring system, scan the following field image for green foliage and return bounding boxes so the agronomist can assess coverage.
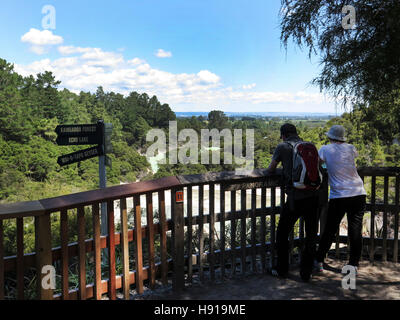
[207,110,231,131]
[0,58,184,204]
[280,0,400,105]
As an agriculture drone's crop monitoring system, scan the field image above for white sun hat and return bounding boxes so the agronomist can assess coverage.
[326,125,347,142]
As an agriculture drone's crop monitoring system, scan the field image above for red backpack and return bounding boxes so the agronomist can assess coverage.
[286,141,322,191]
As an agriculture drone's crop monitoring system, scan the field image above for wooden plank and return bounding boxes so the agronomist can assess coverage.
[209,184,215,281]
[146,193,156,290]
[383,176,389,261]
[240,189,247,274]
[177,168,283,186]
[133,195,144,294]
[0,201,45,220]
[0,219,3,300]
[77,207,86,300]
[299,217,304,249]
[60,209,69,300]
[260,188,267,273]
[251,189,257,273]
[357,167,400,177]
[230,190,237,276]
[92,204,102,300]
[281,186,293,264]
[199,185,205,282]
[158,191,168,285]
[394,176,399,263]
[35,214,53,300]
[38,176,181,214]
[120,198,130,299]
[289,225,294,264]
[370,176,376,262]
[220,185,226,280]
[107,200,116,300]
[172,188,185,291]
[270,187,276,268]
[336,226,340,259]
[16,217,24,300]
[187,186,193,283]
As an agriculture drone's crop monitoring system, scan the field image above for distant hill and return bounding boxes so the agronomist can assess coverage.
[175,111,338,119]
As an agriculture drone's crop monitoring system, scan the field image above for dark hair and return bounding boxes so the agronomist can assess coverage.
[280,123,297,138]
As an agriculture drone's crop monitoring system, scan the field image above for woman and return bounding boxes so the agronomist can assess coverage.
[315,125,367,273]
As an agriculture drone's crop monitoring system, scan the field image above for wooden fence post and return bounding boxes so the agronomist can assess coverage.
[172,188,185,292]
[35,214,53,300]
[318,171,329,236]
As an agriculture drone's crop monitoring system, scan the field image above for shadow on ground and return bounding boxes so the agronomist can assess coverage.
[136,258,400,300]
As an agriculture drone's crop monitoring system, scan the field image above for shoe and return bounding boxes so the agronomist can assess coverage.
[313,260,323,273]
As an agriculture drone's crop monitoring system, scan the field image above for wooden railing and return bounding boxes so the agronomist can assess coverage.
[0,167,399,300]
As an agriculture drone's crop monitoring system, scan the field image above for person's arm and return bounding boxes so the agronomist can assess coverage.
[318,146,326,166]
[267,159,279,174]
[267,144,282,174]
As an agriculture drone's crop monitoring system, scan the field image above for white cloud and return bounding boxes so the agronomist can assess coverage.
[197,70,220,84]
[21,28,63,46]
[58,46,90,55]
[128,58,146,65]
[155,49,172,58]
[15,39,335,113]
[29,45,47,55]
[242,83,256,90]
[21,28,63,55]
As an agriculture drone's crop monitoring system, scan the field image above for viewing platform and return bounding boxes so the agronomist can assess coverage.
[0,167,399,300]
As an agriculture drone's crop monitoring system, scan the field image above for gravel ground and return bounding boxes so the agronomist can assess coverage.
[127,257,400,300]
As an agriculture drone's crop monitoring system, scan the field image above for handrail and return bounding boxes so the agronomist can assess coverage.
[0,169,284,219]
[2,167,398,219]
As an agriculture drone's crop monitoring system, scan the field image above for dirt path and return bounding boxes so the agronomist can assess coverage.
[135,258,400,300]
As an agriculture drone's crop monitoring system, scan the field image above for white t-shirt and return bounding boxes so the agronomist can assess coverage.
[319,143,367,199]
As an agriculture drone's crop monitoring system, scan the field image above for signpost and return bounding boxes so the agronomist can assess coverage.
[56,135,101,146]
[57,146,103,166]
[55,120,113,239]
[55,124,99,136]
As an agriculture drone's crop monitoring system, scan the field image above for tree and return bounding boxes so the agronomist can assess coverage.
[0,59,33,142]
[33,71,63,119]
[280,0,400,105]
[208,110,230,130]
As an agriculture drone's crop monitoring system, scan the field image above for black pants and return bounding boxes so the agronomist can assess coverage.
[316,195,366,266]
[276,196,319,278]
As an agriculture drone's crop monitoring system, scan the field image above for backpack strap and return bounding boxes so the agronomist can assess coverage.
[285,140,299,186]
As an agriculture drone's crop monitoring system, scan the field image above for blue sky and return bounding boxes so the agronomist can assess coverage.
[0,0,339,113]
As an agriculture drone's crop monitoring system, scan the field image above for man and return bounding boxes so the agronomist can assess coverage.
[267,123,320,281]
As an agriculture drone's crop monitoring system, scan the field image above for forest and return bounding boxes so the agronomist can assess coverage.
[1,57,399,205]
